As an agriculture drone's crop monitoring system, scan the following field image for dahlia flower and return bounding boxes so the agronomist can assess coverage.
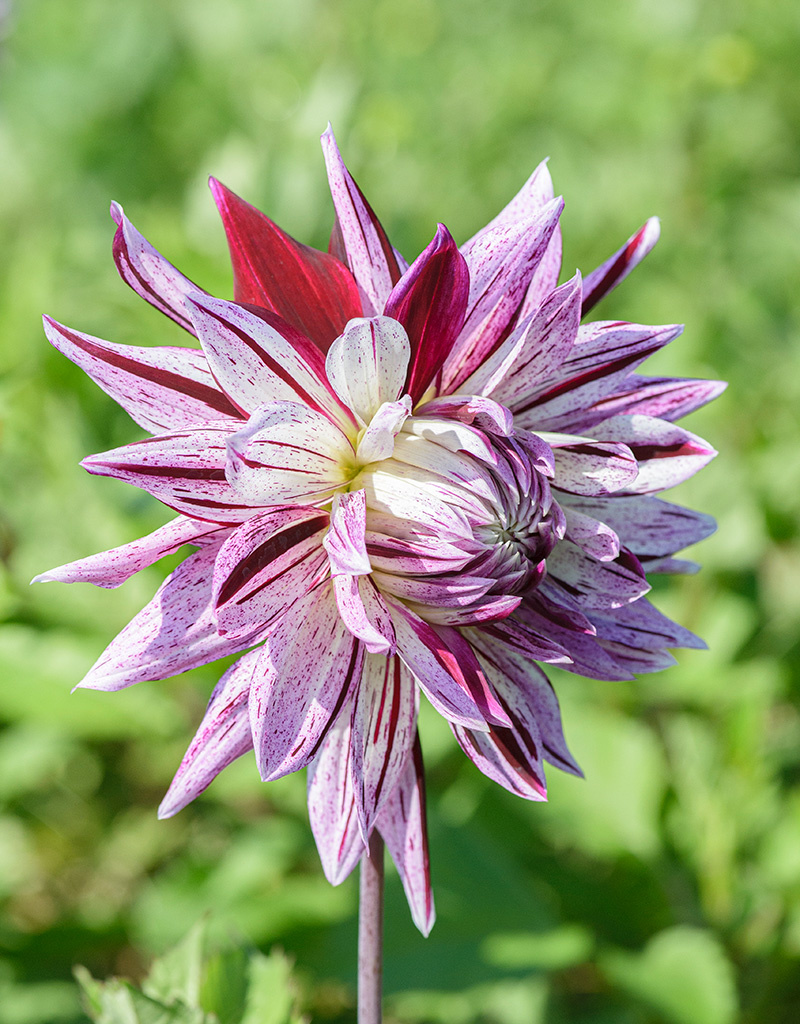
[37,128,722,937]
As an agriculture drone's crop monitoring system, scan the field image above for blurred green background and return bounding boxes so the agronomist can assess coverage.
[1,0,798,1021]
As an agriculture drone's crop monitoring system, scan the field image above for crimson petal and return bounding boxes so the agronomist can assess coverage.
[210,177,361,351]
[383,224,470,403]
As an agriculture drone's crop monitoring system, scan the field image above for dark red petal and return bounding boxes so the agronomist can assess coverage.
[209,178,361,352]
[383,224,470,403]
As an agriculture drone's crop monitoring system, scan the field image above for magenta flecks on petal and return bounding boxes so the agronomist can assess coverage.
[110,202,205,336]
[321,125,404,315]
[248,583,365,783]
[34,516,227,589]
[209,177,362,351]
[158,648,258,819]
[43,316,242,434]
[40,134,722,937]
[377,734,435,936]
[213,506,330,639]
[581,216,660,315]
[383,224,470,403]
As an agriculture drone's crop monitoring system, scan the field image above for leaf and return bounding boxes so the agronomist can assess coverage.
[143,920,206,1008]
[600,926,739,1024]
[241,950,304,1024]
[198,948,249,1024]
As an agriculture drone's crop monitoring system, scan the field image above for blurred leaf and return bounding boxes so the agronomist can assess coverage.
[481,925,593,971]
[240,950,304,1024]
[600,926,738,1024]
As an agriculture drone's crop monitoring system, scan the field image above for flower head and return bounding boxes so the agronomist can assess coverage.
[37,127,722,935]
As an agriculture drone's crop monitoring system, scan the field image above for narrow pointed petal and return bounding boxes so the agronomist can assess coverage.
[248,584,364,781]
[77,542,264,692]
[110,202,205,335]
[82,428,262,524]
[307,713,366,885]
[225,403,354,506]
[464,159,563,320]
[467,274,582,403]
[568,495,716,558]
[420,594,522,626]
[588,415,717,493]
[542,433,639,496]
[480,617,573,664]
[581,217,660,315]
[158,649,258,818]
[513,321,683,432]
[321,126,402,315]
[388,600,510,729]
[325,316,410,423]
[591,598,706,651]
[469,630,583,777]
[590,375,728,424]
[43,317,242,434]
[34,516,227,589]
[546,541,650,610]
[377,735,435,936]
[186,294,352,426]
[209,177,361,350]
[213,507,329,638]
[443,197,564,390]
[351,654,417,836]
[383,224,470,402]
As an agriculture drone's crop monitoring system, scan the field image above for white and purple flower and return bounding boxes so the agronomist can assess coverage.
[37,128,722,935]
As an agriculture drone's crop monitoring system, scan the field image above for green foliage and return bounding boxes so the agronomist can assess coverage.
[74,923,303,1024]
[1,0,799,1021]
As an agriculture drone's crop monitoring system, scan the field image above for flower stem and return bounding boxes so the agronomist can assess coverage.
[358,830,384,1024]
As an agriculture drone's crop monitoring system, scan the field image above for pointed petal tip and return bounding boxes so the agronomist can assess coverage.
[156,798,179,820]
[110,201,123,225]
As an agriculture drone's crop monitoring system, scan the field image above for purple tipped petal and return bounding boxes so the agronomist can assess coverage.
[546,541,650,610]
[209,177,361,350]
[78,542,265,692]
[566,495,716,559]
[513,321,683,432]
[248,583,364,781]
[383,224,470,403]
[581,217,660,315]
[321,126,403,315]
[389,600,511,729]
[82,428,259,524]
[158,649,257,818]
[34,516,226,589]
[443,197,564,390]
[377,735,435,936]
[351,654,417,837]
[110,202,205,335]
[588,415,717,494]
[43,317,242,434]
[470,274,582,405]
[469,631,583,777]
[464,159,563,320]
[307,713,366,885]
[590,375,728,424]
